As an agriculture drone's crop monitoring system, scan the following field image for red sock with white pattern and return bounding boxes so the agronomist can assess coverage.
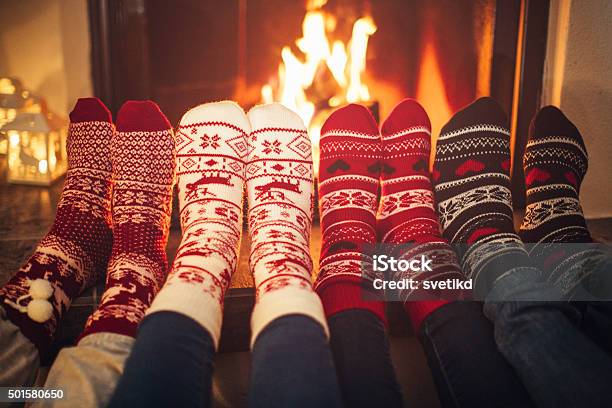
[0,98,113,352]
[378,99,464,330]
[314,104,386,324]
[80,101,175,339]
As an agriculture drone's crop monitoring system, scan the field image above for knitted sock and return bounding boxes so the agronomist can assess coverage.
[0,98,113,352]
[520,106,596,294]
[433,97,530,295]
[378,99,464,329]
[81,101,175,338]
[313,104,386,324]
[246,103,327,346]
[146,101,249,348]
[520,106,590,243]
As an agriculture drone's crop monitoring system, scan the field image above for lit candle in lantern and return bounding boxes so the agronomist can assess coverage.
[0,78,26,155]
[1,111,67,185]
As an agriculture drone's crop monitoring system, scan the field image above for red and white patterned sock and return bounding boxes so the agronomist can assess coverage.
[146,101,249,347]
[80,101,175,339]
[246,103,327,345]
[313,104,385,324]
[0,98,113,352]
[378,99,463,329]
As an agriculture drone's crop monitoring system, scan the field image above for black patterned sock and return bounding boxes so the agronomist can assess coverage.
[433,97,531,294]
[520,106,590,243]
[519,106,601,297]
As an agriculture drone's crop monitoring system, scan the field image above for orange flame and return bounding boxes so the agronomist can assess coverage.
[262,4,376,174]
[415,41,453,168]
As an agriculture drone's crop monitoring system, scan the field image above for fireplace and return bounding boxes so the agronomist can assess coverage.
[88,0,549,207]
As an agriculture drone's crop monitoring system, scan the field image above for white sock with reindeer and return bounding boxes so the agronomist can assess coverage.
[146,101,250,348]
[246,103,328,346]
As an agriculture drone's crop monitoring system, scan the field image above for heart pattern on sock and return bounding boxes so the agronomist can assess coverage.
[314,104,386,323]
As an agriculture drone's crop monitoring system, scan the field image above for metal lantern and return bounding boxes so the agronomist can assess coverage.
[2,111,67,185]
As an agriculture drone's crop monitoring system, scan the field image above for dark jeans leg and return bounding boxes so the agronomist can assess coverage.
[418,301,534,408]
[572,251,612,355]
[328,309,403,408]
[485,269,612,408]
[249,314,343,408]
[108,311,215,408]
[582,301,612,355]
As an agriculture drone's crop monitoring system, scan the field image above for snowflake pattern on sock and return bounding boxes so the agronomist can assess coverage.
[313,104,386,322]
[378,99,464,312]
[146,102,249,347]
[433,98,531,293]
[520,106,596,295]
[247,103,327,345]
[81,101,175,339]
[0,98,113,351]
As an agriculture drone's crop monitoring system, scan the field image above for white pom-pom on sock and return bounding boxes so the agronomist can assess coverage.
[29,279,54,300]
[27,299,53,323]
[3,278,54,323]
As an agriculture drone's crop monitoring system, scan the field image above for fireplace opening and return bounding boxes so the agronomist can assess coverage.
[91,0,548,203]
[256,0,496,173]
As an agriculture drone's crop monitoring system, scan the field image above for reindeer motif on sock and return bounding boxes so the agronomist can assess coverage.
[246,103,328,346]
[185,171,234,200]
[254,176,302,201]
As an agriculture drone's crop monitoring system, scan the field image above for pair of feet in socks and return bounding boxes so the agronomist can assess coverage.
[147,101,326,347]
[315,99,464,329]
[0,98,175,352]
[435,97,591,296]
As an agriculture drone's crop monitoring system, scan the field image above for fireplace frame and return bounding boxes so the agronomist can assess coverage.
[88,0,549,209]
[86,0,550,351]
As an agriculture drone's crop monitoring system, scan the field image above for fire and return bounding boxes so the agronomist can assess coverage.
[261,1,376,174]
[415,40,453,168]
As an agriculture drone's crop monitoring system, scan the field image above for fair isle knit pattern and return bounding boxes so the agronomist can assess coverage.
[81,101,175,339]
[313,104,386,322]
[379,100,463,296]
[433,98,530,294]
[146,101,249,348]
[520,106,593,295]
[246,103,327,346]
[0,98,113,351]
[378,99,464,327]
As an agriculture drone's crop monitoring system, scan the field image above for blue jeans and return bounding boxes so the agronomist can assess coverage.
[581,301,612,355]
[249,314,343,408]
[109,312,342,408]
[108,312,215,408]
[418,301,534,408]
[484,268,612,408]
[328,309,403,408]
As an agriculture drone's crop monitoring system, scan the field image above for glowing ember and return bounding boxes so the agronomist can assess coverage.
[261,1,377,175]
